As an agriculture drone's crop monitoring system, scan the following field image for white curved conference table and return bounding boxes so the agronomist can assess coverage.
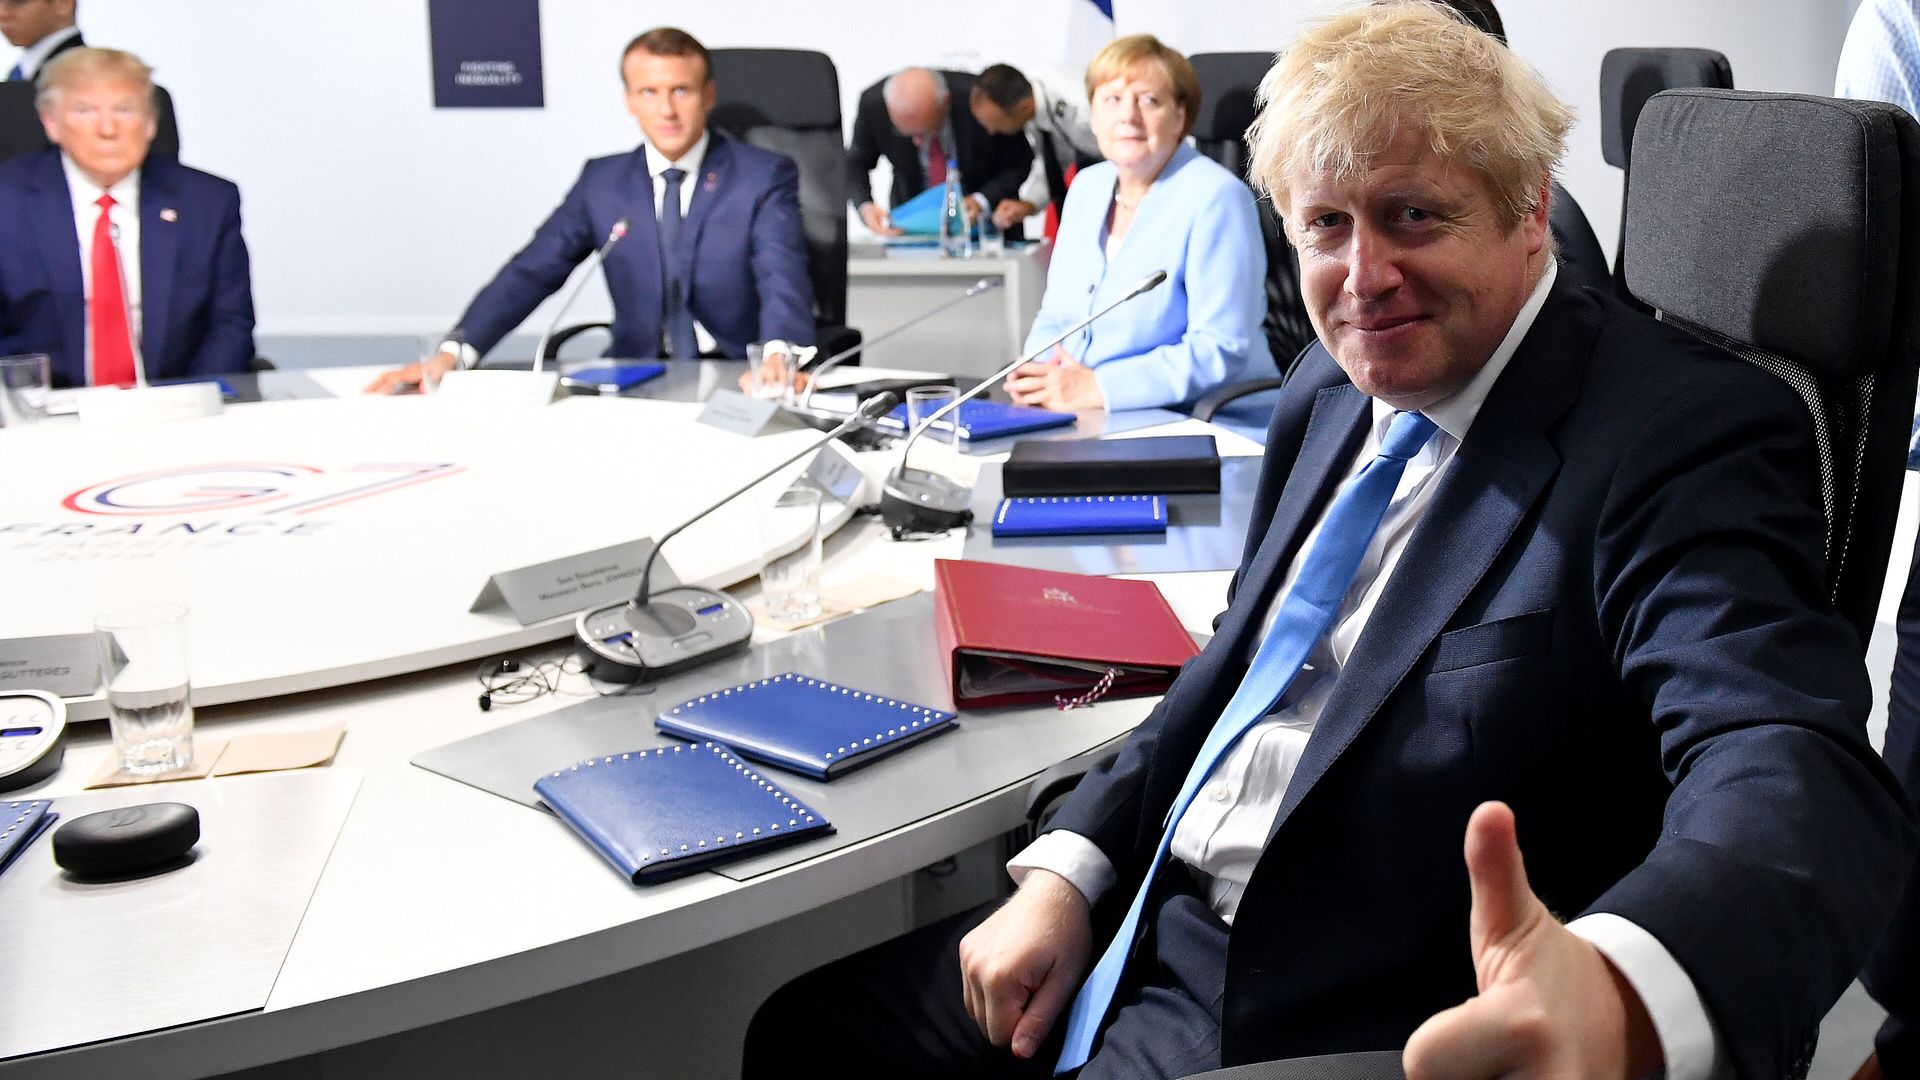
[0,366,1265,1079]
[0,375,861,720]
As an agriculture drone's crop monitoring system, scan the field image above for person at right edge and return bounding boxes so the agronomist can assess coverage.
[1836,3,1920,1076]
[742,3,1915,1078]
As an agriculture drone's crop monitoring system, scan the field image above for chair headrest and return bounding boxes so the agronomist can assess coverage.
[1625,89,1917,378]
[708,49,841,131]
[1188,52,1274,145]
[1599,48,1732,169]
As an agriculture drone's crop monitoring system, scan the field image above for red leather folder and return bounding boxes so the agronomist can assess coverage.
[932,559,1201,708]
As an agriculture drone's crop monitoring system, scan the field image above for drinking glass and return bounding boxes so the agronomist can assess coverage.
[0,352,51,427]
[758,486,823,623]
[93,603,195,775]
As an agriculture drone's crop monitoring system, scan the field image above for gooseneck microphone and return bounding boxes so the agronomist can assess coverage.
[794,277,1002,411]
[107,222,148,388]
[533,219,629,374]
[879,270,1169,534]
[574,390,902,682]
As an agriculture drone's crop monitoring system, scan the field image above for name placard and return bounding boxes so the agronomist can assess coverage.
[697,390,784,436]
[806,438,866,504]
[471,539,679,626]
[0,633,99,698]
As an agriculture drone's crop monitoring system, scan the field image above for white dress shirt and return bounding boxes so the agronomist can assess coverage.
[1012,260,1730,1080]
[10,24,80,81]
[61,154,143,385]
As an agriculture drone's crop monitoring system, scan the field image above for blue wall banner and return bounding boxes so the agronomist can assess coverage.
[427,0,545,109]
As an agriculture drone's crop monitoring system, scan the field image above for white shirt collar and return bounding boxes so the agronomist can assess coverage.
[643,131,709,181]
[59,151,140,209]
[1370,259,1559,441]
[17,25,80,78]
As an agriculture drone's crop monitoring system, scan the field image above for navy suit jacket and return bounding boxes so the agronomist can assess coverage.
[0,149,255,388]
[1048,277,1915,1077]
[454,132,814,360]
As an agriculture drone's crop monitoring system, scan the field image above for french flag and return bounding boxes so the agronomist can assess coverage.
[1057,0,1117,66]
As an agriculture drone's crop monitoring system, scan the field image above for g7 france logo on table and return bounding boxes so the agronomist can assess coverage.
[58,462,465,517]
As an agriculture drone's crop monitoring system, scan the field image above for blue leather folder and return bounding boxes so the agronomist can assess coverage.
[656,672,958,780]
[534,742,832,884]
[877,400,1076,443]
[561,362,667,393]
[991,495,1169,537]
[0,800,56,879]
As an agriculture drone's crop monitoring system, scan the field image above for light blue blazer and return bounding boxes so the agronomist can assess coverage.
[1023,143,1275,411]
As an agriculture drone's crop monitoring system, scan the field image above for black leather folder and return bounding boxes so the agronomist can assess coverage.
[1001,434,1221,496]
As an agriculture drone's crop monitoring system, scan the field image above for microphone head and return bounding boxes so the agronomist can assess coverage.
[970,277,1003,294]
[856,390,902,420]
[1130,270,1169,296]
[609,219,630,242]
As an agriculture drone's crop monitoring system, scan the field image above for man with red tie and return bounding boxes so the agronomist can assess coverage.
[846,67,1033,238]
[0,47,255,388]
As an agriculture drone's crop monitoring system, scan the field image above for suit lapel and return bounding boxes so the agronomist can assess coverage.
[25,154,85,378]
[1266,283,1593,840]
[677,135,729,270]
[139,161,179,369]
[610,147,664,345]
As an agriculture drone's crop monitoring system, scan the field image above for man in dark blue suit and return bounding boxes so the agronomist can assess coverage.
[745,6,1914,1078]
[367,27,813,392]
[0,46,253,388]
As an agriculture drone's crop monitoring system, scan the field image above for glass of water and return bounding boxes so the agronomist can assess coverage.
[0,353,51,427]
[758,485,823,623]
[907,385,961,472]
[93,603,195,775]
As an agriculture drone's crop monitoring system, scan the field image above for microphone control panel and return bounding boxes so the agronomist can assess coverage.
[574,587,753,682]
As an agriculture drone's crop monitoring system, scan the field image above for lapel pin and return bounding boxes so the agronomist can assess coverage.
[159,208,177,222]
[703,171,719,192]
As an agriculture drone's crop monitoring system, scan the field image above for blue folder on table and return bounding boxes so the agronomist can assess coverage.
[992,495,1169,537]
[877,400,1075,443]
[888,184,945,235]
[0,800,56,880]
[656,672,957,780]
[534,742,833,884]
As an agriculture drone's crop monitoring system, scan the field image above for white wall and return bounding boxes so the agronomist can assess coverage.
[18,0,1860,338]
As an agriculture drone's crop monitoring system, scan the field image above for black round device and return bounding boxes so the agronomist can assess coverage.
[52,802,200,877]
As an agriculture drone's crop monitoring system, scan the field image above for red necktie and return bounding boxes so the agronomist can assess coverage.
[926,134,947,186]
[90,193,137,387]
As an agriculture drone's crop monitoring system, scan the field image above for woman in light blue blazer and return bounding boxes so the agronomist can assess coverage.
[1007,35,1275,413]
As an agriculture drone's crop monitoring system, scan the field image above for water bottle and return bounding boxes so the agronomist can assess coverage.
[939,159,969,258]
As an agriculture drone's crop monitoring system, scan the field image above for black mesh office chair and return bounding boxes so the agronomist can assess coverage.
[543,48,859,363]
[0,80,180,164]
[1599,48,1733,309]
[1188,52,1316,372]
[1626,88,1920,644]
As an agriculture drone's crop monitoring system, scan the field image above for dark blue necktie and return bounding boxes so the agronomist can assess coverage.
[6,64,24,83]
[658,167,697,360]
[1055,409,1441,1073]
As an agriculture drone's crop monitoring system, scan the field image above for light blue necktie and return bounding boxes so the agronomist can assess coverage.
[6,64,24,83]
[1055,409,1440,1074]
[658,167,697,360]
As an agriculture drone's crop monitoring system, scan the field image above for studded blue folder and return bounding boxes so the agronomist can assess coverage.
[991,495,1169,537]
[877,400,1076,443]
[656,673,958,780]
[0,800,56,880]
[535,742,832,884]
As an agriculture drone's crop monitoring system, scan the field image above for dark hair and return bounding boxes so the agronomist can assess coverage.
[974,64,1034,112]
[622,27,712,84]
[1436,0,1506,44]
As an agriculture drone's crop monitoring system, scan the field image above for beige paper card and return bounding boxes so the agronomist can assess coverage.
[211,725,347,776]
[86,739,229,789]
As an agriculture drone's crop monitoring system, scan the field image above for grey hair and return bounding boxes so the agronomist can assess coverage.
[883,67,949,109]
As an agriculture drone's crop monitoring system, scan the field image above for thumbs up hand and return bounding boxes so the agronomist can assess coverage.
[1402,802,1663,1080]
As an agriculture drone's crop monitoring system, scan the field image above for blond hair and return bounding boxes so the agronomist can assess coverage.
[35,47,156,115]
[1247,1,1571,230]
[1085,34,1201,139]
